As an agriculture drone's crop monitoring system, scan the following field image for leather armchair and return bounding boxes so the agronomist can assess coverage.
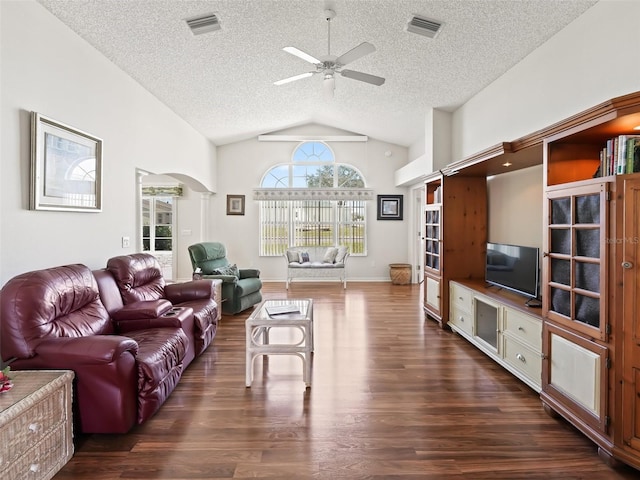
[105,253,220,356]
[0,264,188,434]
[188,242,263,315]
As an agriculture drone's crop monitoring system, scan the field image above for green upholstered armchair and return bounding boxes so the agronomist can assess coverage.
[188,242,262,315]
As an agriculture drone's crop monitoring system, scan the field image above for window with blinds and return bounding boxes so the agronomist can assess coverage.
[259,141,368,256]
[260,199,366,256]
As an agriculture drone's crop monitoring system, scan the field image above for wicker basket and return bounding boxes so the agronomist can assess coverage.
[389,263,411,285]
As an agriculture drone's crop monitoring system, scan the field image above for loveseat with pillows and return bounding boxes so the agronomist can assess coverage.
[284,245,349,289]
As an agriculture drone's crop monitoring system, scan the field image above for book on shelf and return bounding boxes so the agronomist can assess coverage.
[433,186,442,204]
[627,136,640,173]
[598,135,640,176]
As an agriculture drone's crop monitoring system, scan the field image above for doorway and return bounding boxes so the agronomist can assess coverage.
[141,196,175,280]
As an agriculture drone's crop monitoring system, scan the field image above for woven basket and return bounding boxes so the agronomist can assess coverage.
[389,264,411,285]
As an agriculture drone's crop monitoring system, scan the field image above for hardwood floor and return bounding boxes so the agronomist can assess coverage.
[56,282,639,479]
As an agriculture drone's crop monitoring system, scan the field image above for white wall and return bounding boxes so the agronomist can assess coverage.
[212,124,410,282]
[452,0,640,161]
[407,135,425,163]
[396,109,452,186]
[0,1,216,284]
[175,191,212,280]
[487,165,543,249]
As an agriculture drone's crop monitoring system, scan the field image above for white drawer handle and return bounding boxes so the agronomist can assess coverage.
[30,463,40,473]
[459,316,464,322]
[516,353,526,363]
[28,423,42,433]
[518,326,525,332]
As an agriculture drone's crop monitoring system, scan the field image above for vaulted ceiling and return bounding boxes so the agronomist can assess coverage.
[38,0,598,147]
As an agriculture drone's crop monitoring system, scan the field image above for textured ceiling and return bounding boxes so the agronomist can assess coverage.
[37,0,598,147]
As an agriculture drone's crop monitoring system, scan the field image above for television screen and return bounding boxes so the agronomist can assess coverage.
[485,242,540,299]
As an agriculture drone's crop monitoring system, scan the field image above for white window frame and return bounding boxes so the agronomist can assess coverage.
[141,196,175,254]
[258,142,368,257]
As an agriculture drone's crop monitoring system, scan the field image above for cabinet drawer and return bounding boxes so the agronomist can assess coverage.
[449,305,473,336]
[0,388,65,466]
[502,335,541,387]
[450,282,473,310]
[503,307,541,350]
[3,424,71,480]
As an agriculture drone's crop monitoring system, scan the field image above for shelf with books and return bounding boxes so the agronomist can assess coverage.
[425,175,442,205]
[543,92,640,186]
[596,134,640,177]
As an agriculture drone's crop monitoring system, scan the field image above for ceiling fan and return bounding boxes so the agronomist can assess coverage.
[274,9,385,96]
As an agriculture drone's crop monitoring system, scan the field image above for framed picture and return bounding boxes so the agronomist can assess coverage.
[227,194,245,215]
[30,112,103,212]
[377,194,403,220]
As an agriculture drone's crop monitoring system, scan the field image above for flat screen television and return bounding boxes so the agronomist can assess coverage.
[485,242,540,300]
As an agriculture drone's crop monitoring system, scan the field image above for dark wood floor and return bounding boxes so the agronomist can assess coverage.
[55,282,639,479]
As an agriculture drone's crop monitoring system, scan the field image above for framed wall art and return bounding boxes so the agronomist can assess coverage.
[377,194,403,220]
[30,112,103,212]
[227,194,245,215]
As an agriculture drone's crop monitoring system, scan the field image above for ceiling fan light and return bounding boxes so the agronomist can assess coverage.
[277,9,383,95]
[323,76,335,98]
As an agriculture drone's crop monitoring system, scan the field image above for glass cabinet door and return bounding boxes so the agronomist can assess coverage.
[424,205,441,274]
[544,183,608,341]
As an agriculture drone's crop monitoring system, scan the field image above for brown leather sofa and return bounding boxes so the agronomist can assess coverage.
[0,259,220,434]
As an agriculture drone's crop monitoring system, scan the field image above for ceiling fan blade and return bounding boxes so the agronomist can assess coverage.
[335,42,376,66]
[274,72,315,86]
[340,69,385,86]
[282,46,321,64]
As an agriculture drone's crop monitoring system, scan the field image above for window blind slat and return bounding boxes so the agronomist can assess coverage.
[260,199,366,256]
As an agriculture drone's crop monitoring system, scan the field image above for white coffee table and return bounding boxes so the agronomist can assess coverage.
[245,298,313,388]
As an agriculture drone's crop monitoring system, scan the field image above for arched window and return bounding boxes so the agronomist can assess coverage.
[257,142,369,256]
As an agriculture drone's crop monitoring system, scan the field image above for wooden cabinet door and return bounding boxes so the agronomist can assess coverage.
[621,176,640,452]
[424,273,441,319]
[542,322,609,435]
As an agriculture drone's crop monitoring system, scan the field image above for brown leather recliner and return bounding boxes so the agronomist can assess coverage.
[0,264,188,434]
[93,268,198,366]
[104,253,220,357]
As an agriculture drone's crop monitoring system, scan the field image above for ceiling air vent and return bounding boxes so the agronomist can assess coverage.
[406,15,442,39]
[186,13,221,35]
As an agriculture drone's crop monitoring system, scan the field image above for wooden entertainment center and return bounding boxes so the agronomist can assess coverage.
[423,91,640,471]
[448,279,543,392]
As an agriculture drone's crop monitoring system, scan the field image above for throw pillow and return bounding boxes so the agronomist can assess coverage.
[299,251,310,263]
[213,263,239,277]
[323,247,339,263]
[335,246,348,264]
[286,250,299,263]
